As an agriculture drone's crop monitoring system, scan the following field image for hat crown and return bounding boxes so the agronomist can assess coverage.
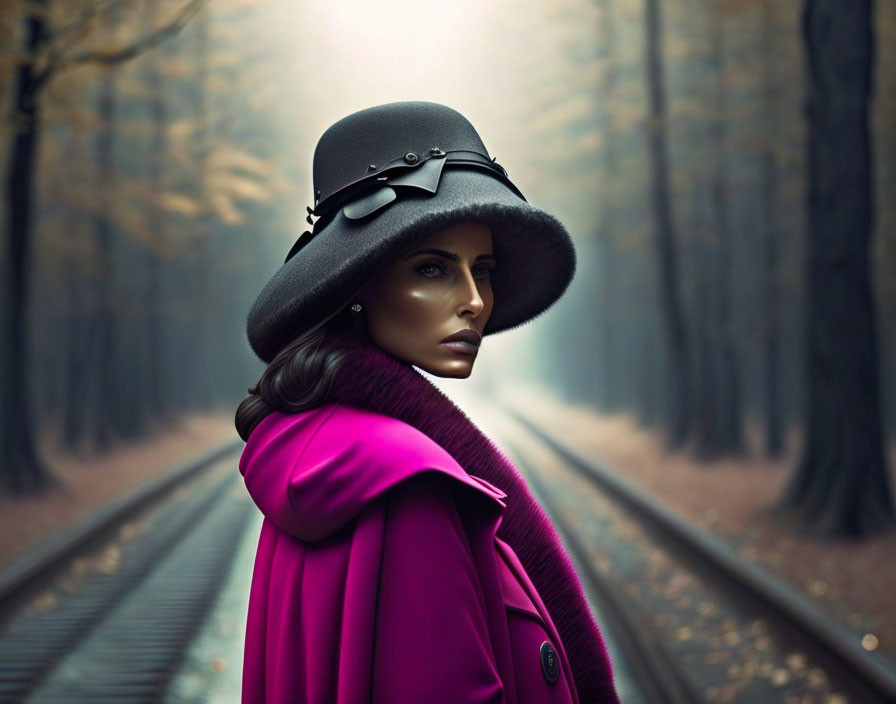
[312,101,492,212]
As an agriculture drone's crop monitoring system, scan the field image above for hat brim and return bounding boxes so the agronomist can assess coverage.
[247,168,576,362]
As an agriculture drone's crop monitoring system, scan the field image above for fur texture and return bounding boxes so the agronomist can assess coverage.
[326,332,620,704]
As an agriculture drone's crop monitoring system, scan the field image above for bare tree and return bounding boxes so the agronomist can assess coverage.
[695,7,745,458]
[1,0,208,492]
[596,0,620,413]
[643,0,691,448]
[759,0,785,457]
[778,0,894,537]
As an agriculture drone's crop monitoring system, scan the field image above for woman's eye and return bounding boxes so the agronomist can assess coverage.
[416,261,496,279]
[416,261,445,277]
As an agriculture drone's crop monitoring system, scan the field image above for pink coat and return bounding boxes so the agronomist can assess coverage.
[239,402,582,704]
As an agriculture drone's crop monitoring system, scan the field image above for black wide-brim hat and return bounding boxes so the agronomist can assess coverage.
[247,100,577,363]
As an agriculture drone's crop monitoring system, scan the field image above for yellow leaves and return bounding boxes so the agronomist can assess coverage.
[722,628,740,646]
[675,625,693,640]
[704,684,738,702]
[861,633,879,651]
[704,650,733,665]
[786,651,808,671]
[209,190,243,225]
[95,544,122,574]
[807,578,829,597]
[754,634,772,650]
[167,118,196,141]
[201,144,275,224]
[119,521,145,541]
[221,174,268,202]
[160,190,204,217]
[770,667,790,687]
[29,590,58,613]
[698,600,718,616]
[209,142,273,179]
[806,667,827,688]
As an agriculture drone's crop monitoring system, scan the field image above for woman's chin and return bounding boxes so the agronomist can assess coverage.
[416,358,475,379]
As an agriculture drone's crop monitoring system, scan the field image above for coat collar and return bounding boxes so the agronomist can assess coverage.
[240,402,507,542]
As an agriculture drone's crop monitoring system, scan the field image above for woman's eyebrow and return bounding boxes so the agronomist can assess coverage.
[404,248,497,262]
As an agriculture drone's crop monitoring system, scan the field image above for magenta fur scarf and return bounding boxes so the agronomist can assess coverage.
[323,332,620,704]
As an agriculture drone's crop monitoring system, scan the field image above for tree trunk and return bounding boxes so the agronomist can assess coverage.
[760,0,784,457]
[643,0,691,448]
[779,0,894,538]
[1,3,55,492]
[693,185,723,459]
[597,0,619,412]
[191,7,214,409]
[62,232,87,451]
[146,51,169,421]
[88,64,119,451]
[709,12,745,455]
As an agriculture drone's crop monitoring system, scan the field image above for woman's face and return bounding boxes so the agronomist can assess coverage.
[357,222,496,378]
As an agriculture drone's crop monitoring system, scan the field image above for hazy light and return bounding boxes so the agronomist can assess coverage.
[299,0,491,79]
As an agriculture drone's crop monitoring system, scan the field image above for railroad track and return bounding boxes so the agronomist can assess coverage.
[479,398,896,704]
[0,441,253,704]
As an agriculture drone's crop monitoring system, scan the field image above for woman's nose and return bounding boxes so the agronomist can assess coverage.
[456,268,486,317]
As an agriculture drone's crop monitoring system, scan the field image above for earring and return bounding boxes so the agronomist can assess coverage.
[350,303,363,313]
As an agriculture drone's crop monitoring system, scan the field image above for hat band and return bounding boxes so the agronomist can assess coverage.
[313,148,518,219]
[284,153,524,263]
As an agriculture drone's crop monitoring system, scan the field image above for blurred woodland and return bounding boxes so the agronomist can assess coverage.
[0,0,894,542]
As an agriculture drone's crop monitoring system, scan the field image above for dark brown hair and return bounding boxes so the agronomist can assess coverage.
[234,304,368,442]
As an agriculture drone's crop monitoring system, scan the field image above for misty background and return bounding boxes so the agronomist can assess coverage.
[1,0,894,544]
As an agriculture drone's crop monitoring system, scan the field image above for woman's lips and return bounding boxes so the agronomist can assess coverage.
[441,340,479,355]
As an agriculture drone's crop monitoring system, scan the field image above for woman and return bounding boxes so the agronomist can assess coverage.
[235,101,620,704]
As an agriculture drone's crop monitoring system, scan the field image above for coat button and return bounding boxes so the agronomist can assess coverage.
[540,641,559,683]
